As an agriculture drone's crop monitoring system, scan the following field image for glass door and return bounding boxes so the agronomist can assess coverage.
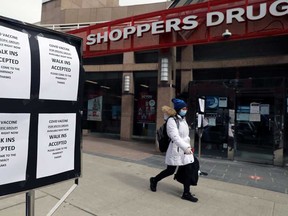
[234,91,283,164]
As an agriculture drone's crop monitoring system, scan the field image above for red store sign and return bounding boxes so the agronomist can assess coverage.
[69,0,288,57]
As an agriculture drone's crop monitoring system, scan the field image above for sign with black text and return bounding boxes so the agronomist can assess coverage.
[38,37,80,101]
[0,26,31,99]
[37,113,76,178]
[0,16,83,197]
[0,113,30,185]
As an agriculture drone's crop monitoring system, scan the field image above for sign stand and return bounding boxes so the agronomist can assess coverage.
[46,179,79,216]
[198,128,203,158]
[197,97,205,159]
[24,179,78,216]
[26,190,35,216]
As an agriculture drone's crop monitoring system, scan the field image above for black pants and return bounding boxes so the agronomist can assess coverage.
[154,165,190,193]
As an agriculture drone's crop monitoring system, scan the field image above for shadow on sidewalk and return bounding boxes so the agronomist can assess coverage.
[110,171,181,197]
[83,133,161,155]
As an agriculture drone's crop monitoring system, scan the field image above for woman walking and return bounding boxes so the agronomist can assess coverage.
[150,98,198,202]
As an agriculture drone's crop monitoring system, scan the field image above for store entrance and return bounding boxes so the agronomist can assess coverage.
[234,91,283,164]
[189,77,285,164]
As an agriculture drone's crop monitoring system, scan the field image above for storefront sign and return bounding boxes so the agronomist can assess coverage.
[86,0,288,45]
[66,0,288,57]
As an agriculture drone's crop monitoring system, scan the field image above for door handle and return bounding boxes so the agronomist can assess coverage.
[269,118,273,131]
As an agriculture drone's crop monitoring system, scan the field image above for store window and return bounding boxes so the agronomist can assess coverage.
[189,81,232,159]
[285,86,288,165]
[194,35,288,61]
[83,72,122,135]
[133,72,158,138]
[83,54,123,65]
[134,50,158,63]
[189,77,286,165]
[176,47,182,62]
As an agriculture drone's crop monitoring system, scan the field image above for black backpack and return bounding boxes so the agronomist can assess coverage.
[156,117,178,153]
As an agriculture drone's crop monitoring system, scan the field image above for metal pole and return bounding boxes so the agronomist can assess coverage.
[47,179,78,216]
[198,128,203,158]
[198,135,201,158]
[26,190,35,216]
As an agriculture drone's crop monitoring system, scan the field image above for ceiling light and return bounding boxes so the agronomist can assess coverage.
[140,84,149,88]
[100,85,110,89]
[85,80,98,85]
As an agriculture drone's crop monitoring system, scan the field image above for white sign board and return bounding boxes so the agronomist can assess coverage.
[0,113,30,185]
[38,37,80,101]
[0,26,31,99]
[36,113,76,179]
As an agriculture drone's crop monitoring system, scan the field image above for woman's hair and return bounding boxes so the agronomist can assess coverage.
[161,105,176,116]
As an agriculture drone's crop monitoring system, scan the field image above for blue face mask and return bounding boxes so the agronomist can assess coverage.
[179,109,187,117]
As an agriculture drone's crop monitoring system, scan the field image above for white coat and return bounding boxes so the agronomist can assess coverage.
[165,115,194,166]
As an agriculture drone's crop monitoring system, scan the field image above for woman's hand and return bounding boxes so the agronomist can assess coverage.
[184,147,193,154]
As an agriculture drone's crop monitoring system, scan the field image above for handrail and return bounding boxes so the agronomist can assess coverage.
[39,21,108,32]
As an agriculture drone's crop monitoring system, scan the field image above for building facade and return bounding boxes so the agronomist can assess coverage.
[41,0,288,166]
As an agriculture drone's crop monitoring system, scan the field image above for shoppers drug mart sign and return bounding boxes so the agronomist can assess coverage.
[86,0,288,45]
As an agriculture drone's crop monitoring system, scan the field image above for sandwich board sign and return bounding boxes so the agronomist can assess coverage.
[0,16,83,197]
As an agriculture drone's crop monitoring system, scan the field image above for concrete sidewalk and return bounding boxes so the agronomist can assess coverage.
[81,135,288,194]
[1,152,288,215]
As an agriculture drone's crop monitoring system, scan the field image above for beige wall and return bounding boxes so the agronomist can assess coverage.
[61,0,120,9]
[41,0,170,24]
[41,0,62,24]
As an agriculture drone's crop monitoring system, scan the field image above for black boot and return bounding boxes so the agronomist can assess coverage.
[150,177,157,192]
[199,171,208,176]
[181,192,198,202]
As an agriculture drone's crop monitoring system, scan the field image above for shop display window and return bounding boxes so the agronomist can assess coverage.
[189,77,286,165]
[83,72,122,135]
[133,72,157,138]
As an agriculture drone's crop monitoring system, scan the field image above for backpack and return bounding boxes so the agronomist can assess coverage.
[156,117,178,153]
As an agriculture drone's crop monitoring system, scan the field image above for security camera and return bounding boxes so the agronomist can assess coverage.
[222,29,232,38]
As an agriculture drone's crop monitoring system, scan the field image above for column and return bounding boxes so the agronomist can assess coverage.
[120,52,135,140]
[120,72,134,140]
[157,48,176,130]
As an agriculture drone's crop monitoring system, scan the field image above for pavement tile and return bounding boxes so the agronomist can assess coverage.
[1,135,288,215]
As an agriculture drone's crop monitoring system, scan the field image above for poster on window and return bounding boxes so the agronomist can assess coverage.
[219,97,227,108]
[0,26,31,99]
[249,113,260,122]
[236,113,250,121]
[137,95,156,123]
[87,96,102,121]
[112,106,121,120]
[0,113,30,185]
[36,113,76,179]
[250,102,260,114]
[260,104,269,115]
[206,96,218,109]
[38,36,80,101]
